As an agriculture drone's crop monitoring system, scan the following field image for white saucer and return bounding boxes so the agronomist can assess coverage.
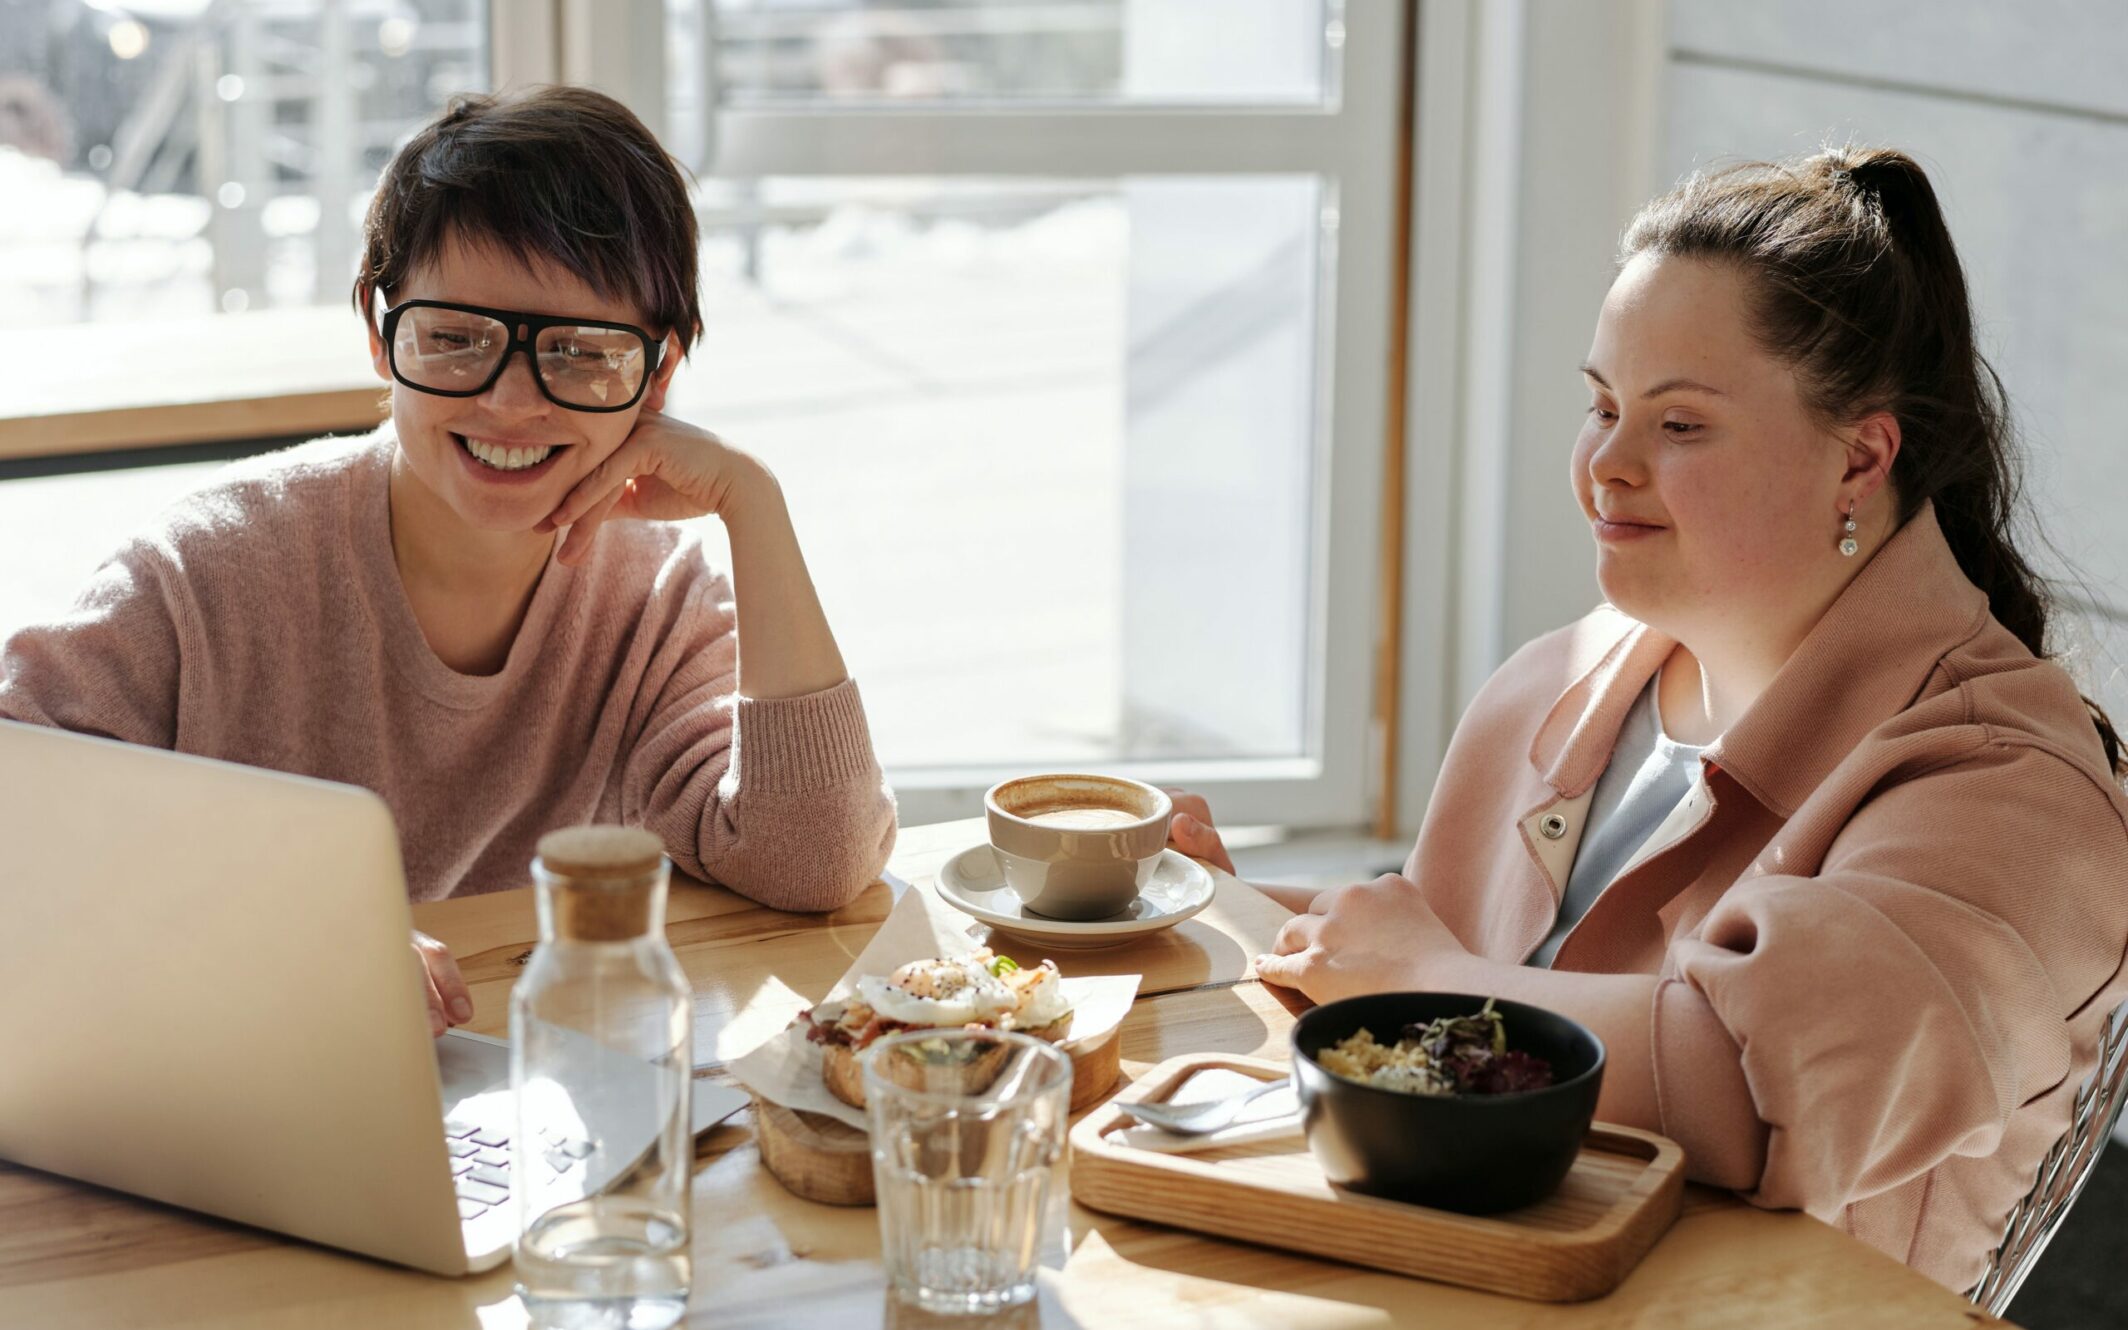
[932,844,1216,950]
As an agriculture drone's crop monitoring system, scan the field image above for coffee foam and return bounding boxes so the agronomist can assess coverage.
[1021,805,1143,830]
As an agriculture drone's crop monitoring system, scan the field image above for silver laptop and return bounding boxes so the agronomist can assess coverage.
[0,719,687,1275]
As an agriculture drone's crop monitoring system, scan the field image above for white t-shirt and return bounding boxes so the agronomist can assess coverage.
[1526,674,1707,968]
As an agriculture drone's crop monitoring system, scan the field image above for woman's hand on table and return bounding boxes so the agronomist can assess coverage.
[1254,873,1481,1004]
[413,929,473,1038]
[1163,787,1237,875]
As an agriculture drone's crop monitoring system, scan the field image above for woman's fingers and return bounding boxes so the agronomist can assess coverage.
[413,930,473,1031]
[422,970,447,1037]
[1174,812,1242,876]
[1253,948,1317,991]
[1272,912,1323,956]
[557,483,628,567]
[1163,787,1217,827]
[1161,788,1236,874]
[1168,811,1215,851]
[548,438,648,531]
[1163,787,1237,875]
[1168,812,1237,875]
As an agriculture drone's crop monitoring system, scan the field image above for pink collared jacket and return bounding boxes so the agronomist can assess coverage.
[1404,501,2128,1291]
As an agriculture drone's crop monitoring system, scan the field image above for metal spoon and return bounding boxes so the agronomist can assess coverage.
[1114,1076,1293,1136]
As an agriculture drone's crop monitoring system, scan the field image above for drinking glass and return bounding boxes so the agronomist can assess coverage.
[863,1028,1072,1316]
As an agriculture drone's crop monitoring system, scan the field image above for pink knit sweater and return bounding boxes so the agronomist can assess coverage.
[0,429,897,908]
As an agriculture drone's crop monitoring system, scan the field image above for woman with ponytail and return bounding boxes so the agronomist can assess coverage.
[1170,147,2128,1290]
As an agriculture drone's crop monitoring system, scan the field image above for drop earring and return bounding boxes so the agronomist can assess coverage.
[1839,503,1859,557]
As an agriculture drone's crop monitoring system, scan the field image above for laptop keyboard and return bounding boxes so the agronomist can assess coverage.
[443,1117,593,1222]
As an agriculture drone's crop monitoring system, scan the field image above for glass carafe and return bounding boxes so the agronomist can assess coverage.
[511,825,692,1329]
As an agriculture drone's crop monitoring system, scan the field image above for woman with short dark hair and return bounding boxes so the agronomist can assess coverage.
[0,87,898,1035]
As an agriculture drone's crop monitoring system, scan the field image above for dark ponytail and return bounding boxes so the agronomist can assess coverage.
[1623,146,2124,781]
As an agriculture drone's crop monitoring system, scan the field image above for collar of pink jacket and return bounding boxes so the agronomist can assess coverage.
[1528,499,1988,817]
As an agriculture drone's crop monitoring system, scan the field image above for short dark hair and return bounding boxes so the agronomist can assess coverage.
[353,85,701,352]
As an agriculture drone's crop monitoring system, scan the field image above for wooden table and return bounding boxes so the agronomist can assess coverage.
[0,820,2011,1327]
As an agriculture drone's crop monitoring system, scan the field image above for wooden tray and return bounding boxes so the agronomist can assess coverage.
[1070,1053,1685,1302]
[756,1025,1123,1207]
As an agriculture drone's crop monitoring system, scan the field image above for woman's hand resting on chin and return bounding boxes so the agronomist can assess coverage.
[537,410,767,566]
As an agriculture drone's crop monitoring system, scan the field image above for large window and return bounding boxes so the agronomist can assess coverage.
[621,0,1405,826]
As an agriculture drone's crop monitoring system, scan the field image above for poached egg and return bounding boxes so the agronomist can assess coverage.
[857,955,1018,1027]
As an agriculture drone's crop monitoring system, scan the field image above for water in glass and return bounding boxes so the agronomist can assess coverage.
[864,1028,1072,1316]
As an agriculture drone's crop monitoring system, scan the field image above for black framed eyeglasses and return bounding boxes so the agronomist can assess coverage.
[379,299,665,413]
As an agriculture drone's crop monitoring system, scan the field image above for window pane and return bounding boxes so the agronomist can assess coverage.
[664,0,1335,126]
[668,175,1324,769]
[0,0,487,328]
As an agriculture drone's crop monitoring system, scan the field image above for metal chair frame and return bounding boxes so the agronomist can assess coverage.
[1967,998,2128,1317]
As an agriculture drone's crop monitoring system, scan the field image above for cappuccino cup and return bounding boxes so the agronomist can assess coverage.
[983,774,1172,921]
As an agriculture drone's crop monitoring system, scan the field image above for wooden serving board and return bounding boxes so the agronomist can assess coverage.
[756,1025,1123,1207]
[1070,1054,1686,1302]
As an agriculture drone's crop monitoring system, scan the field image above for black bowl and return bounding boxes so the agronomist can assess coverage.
[1291,992,1605,1214]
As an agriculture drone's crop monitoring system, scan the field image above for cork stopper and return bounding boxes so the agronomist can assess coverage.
[535,825,668,942]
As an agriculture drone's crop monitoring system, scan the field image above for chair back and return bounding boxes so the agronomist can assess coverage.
[1968,998,2128,1317]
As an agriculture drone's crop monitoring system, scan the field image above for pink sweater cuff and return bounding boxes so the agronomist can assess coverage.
[732,677,879,793]
[1651,976,1769,1190]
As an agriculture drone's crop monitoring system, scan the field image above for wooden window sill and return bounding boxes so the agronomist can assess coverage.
[0,309,386,463]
